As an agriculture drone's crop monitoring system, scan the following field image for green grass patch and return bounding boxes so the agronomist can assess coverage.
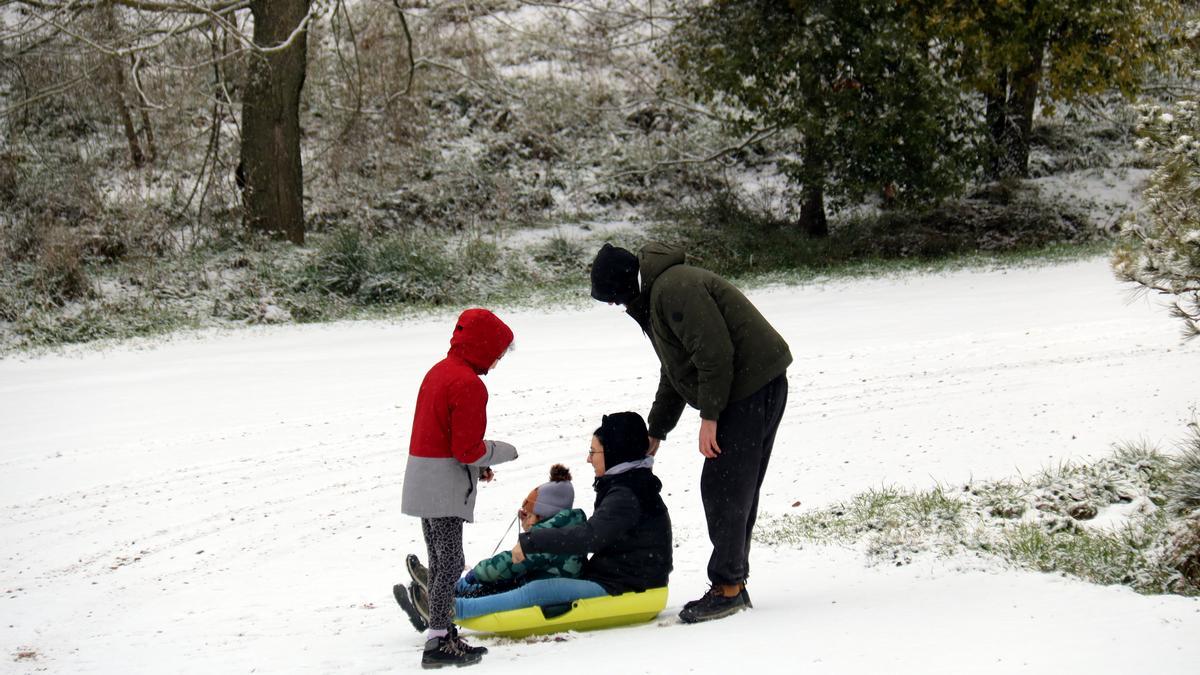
[996,516,1177,594]
[758,485,967,548]
[756,440,1199,597]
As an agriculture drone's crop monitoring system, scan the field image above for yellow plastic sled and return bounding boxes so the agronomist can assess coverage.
[456,587,668,638]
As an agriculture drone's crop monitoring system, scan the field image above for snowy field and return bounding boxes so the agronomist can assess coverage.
[2,258,1198,674]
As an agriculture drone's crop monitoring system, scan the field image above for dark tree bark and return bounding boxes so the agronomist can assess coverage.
[1006,47,1044,178]
[985,70,1009,179]
[985,46,1045,180]
[798,140,829,238]
[108,65,145,168]
[240,0,310,244]
[130,55,158,162]
[799,185,828,238]
[137,105,158,162]
[102,2,144,168]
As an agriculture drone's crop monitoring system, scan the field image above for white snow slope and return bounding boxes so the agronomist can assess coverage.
[2,258,1198,674]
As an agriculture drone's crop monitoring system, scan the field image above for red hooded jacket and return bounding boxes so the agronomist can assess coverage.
[408,309,514,464]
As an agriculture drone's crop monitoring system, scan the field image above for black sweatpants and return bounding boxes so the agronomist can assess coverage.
[421,517,465,631]
[701,373,788,586]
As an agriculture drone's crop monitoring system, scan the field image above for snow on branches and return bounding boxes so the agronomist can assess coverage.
[1114,83,1200,340]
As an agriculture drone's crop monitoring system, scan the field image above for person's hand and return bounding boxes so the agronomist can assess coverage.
[647,437,661,456]
[479,468,494,482]
[698,419,721,458]
[511,542,525,564]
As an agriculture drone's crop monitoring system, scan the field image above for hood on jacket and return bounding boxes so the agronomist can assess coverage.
[623,243,685,336]
[449,308,514,373]
[637,242,686,292]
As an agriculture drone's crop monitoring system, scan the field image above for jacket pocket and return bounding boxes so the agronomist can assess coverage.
[462,464,475,505]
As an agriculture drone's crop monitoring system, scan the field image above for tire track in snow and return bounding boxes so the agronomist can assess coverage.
[3,432,402,594]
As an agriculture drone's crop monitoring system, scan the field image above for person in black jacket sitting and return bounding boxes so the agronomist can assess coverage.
[450,411,673,620]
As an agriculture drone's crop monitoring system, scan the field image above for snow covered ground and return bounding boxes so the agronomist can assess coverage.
[1,258,1197,674]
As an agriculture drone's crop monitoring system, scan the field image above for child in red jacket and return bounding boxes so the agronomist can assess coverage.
[398,308,517,668]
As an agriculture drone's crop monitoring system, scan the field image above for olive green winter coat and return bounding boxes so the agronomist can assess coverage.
[638,243,792,439]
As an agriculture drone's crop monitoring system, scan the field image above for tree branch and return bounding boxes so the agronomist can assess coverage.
[0,65,102,117]
[248,3,319,54]
[584,125,782,194]
[389,0,415,96]
[5,0,245,14]
[5,0,253,57]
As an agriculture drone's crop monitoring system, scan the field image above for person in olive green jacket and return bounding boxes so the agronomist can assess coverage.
[589,241,791,624]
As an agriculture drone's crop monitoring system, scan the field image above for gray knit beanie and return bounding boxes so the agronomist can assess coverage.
[530,464,574,517]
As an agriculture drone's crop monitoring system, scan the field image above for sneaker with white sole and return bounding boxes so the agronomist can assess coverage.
[410,582,431,625]
[407,553,430,593]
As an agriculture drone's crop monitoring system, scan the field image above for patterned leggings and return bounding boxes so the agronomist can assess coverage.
[421,517,465,631]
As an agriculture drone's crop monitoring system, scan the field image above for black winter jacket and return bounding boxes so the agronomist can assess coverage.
[518,468,672,594]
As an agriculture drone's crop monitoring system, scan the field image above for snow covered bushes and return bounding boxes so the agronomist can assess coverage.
[298,226,585,313]
[301,227,471,306]
[1167,423,1200,519]
[1164,423,1200,588]
[758,437,1200,596]
[655,185,1099,278]
[531,233,589,277]
[1113,87,1200,340]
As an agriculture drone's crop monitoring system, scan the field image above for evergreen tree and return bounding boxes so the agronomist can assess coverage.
[667,0,980,236]
[1112,82,1200,340]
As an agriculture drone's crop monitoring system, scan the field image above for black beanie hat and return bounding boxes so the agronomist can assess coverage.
[594,412,650,468]
[590,243,640,304]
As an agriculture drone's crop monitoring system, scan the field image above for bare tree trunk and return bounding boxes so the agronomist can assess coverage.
[138,106,158,162]
[986,45,1045,180]
[985,70,1009,179]
[1006,46,1044,179]
[240,0,310,244]
[110,69,145,168]
[798,140,829,238]
[799,185,829,238]
[102,3,144,168]
[131,56,158,162]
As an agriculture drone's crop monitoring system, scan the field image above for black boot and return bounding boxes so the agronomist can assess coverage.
[407,553,430,593]
[678,585,750,624]
[394,583,427,633]
[448,626,488,656]
[421,633,483,669]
